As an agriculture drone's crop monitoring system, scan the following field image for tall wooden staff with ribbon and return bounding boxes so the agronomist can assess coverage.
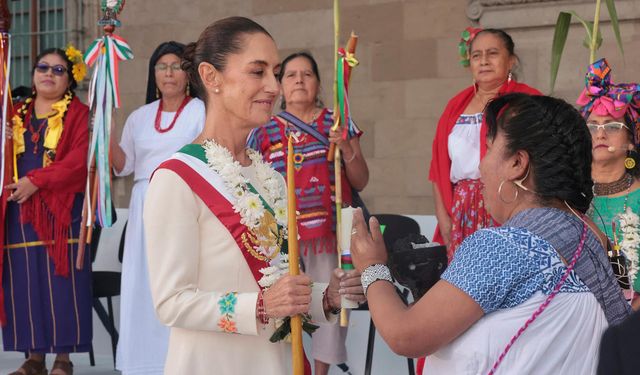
[0,0,10,189]
[287,134,304,374]
[331,0,359,327]
[0,0,12,325]
[76,0,133,269]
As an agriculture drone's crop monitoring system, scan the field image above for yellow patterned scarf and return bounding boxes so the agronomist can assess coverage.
[12,92,73,177]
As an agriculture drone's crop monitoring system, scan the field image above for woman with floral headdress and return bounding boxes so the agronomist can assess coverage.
[1,46,90,375]
[578,58,640,309]
[110,41,205,375]
[429,27,541,260]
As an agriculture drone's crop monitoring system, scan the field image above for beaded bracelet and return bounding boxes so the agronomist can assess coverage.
[361,264,393,296]
[256,289,269,325]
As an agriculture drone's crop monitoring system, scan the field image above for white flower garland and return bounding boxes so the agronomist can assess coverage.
[203,140,304,337]
[258,253,290,288]
[203,139,287,263]
[619,207,640,286]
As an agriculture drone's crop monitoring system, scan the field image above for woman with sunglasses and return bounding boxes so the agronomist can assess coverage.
[578,59,640,309]
[1,48,90,375]
[110,41,205,375]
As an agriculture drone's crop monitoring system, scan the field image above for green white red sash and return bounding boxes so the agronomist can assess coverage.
[153,148,270,286]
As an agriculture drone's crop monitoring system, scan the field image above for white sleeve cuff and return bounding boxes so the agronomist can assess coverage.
[234,291,259,336]
[309,282,338,325]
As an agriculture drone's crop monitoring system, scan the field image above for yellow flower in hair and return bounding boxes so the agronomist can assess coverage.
[65,44,87,82]
[65,45,83,63]
[72,63,87,83]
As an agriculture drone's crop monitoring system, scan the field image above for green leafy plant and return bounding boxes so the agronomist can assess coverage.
[550,0,624,92]
[269,315,319,343]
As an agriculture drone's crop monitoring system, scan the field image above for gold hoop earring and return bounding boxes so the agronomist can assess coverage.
[498,180,518,204]
[156,87,160,99]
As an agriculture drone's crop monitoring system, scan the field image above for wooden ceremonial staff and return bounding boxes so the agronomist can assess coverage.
[0,0,11,190]
[332,0,359,328]
[0,0,10,327]
[76,1,126,270]
[287,133,304,375]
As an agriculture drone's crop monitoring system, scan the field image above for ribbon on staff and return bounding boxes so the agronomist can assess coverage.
[0,30,11,327]
[83,34,133,227]
[336,47,358,140]
[84,34,133,109]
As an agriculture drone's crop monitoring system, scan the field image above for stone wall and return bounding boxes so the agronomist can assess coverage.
[90,0,639,216]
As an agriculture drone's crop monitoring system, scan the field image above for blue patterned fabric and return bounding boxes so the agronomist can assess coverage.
[455,113,483,126]
[507,207,630,325]
[443,227,588,314]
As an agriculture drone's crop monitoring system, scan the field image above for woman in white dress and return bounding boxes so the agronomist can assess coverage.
[110,41,205,375]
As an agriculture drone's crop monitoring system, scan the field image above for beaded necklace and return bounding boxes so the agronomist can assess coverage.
[593,173,633,196]
[28,116,49,154]
[154,96,191,134]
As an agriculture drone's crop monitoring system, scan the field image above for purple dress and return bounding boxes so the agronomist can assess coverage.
[2,114,92,353]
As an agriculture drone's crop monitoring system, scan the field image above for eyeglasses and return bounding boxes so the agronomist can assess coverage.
[155,63,182,72]
[35,63,68,76]
[586,122,630,134]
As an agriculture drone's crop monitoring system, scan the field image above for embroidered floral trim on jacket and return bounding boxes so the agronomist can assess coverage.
[217,292,238,333]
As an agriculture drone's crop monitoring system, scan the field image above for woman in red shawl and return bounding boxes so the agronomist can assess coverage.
[1,47,90,375]
[429,28,541,259]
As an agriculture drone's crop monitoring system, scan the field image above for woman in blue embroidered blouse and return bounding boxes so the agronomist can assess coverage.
[351,93,629,374]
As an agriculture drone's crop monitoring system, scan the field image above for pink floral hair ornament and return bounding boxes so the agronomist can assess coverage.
[458,26,483,67]
[577,58,640,145]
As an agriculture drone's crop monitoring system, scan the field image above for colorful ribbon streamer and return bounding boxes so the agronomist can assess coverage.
[84,34,133,109]
[83,34,133,227]
[336,47,358,140]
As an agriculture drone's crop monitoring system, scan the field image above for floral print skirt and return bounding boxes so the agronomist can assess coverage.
[450,179,498,260]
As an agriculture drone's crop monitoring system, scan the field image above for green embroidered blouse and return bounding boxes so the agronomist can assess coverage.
[590,188,640,292]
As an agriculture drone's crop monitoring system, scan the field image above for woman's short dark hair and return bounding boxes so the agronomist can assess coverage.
[278,51,323,110]
[146,41,186,104]
[471,28,520,79]
[32,48,77,92]
[485,93,594,213]
[181,16,272,105]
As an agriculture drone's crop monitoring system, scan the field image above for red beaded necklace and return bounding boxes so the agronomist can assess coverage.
[154,96,191,133]
[29,116,49,154]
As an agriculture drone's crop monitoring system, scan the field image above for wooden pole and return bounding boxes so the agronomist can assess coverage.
[287,134,304,375]
[590,0,602,64]
[335,32,358,327]
[328,0,340,163]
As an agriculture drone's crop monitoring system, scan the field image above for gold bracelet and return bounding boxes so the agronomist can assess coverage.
[344,152,356,163]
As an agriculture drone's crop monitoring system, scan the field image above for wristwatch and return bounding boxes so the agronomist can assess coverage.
[361,264,393,296]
